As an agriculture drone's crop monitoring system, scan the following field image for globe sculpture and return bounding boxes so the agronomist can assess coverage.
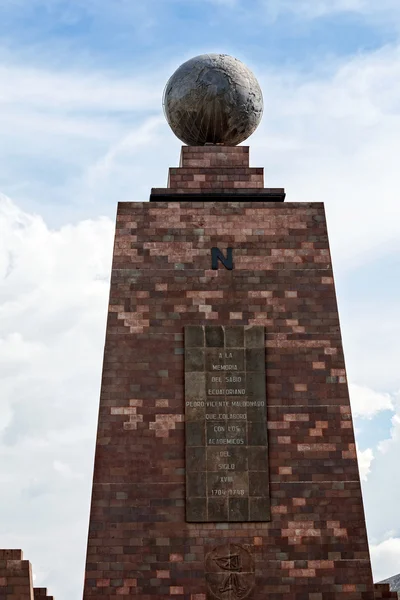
[163,53,263,146]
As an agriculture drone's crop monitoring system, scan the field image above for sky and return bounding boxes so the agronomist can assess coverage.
[1,0,400,597]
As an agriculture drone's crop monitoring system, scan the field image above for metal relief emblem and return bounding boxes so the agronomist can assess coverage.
[205,544,254,600]
[211,247,234,270]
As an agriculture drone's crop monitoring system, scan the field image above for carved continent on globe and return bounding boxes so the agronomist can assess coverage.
[163,53,263,146]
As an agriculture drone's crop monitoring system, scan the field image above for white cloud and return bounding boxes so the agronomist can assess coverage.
[370,537,400,582]
[0,64,159,113]
[0,54,178,224]
[53,460,84,480]
[252,44,400,274]
[0,194,113,599]
[333,257,400,392]
[360,394,400,561]
[352,392,400,579]
[378,403,400,454]
[259,0,400,21]
[356,445,374,481]
[349,384,393,419]
[79,115,171,207]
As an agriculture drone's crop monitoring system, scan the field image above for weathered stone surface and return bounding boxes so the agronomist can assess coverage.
[163,54,263,146]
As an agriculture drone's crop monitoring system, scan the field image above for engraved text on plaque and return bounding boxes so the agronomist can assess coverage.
[184,325,270,522]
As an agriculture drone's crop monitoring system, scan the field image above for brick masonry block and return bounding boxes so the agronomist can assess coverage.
[34,588,54,600]
[168,167,264,190]
[180,146,250,168]
[167,147,264,192]
[373,583,399,599]
[0,552,33,600]
[0,551,55,600]
[83,195,378,600]
[0,551,23,561]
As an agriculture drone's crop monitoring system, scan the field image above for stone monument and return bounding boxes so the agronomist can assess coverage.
[0,550,54,599]
[82,54,392,600]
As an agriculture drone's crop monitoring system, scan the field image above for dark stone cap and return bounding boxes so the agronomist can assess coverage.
[149,188,285,202]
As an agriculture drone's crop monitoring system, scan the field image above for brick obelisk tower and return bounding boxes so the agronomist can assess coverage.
[83,54,388,600]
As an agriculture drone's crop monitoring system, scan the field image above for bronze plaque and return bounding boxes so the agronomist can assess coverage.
[205,543,255,600]
[184,325,270,522]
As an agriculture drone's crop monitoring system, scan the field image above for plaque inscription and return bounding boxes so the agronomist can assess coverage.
[185,325,270,522]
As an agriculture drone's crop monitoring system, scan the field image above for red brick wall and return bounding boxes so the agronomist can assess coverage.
[33,588,54,600]
[0,550,33,600]
[83,199,376,599]
[373,583,399,599]
[0,551,54,600]
[168,146,263,191]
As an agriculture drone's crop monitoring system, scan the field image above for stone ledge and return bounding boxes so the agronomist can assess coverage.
[150,188,286,202]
